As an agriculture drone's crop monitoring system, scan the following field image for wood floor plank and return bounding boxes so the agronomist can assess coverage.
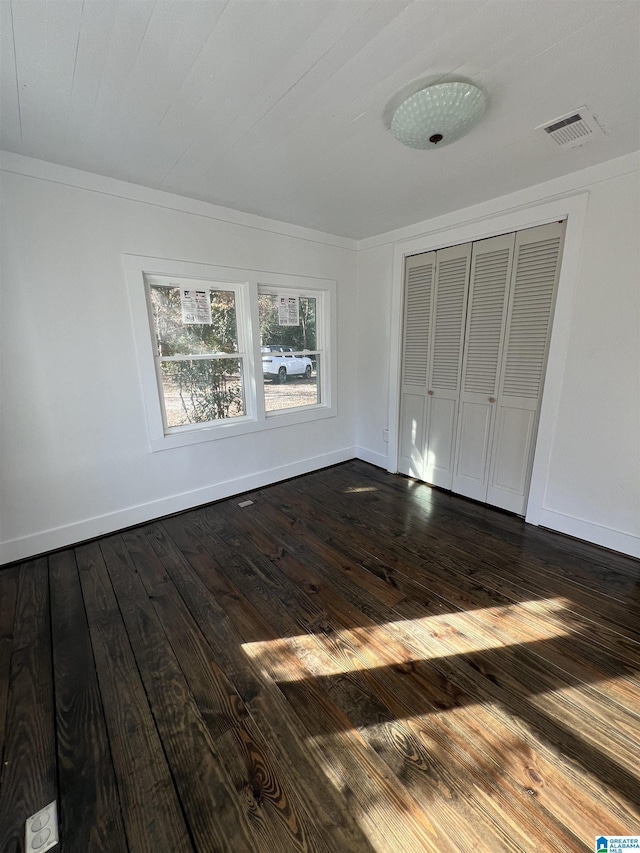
[347,458,639,573]
[0,565,19,763]
[151,518,379,853]
[248,483,640,813]
[0,558,56,853]
[257,478,640,736]
[75,542,194,853]
[324,463,640,623]
[252,490,640,721]
[271,472,640,672]
[212,496,639,845]
[162,514,465,853]
[312,460,627,586]
[115,526,337,853]
[99,534,271,853]
[49,550,128,853]
[179,505,592,851]
[2,461,638,852]
[354,459,640,584]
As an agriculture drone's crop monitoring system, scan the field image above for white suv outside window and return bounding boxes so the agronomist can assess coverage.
[261,346,313,383]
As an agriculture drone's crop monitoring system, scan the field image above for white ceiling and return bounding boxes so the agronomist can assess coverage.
[1,0,639,239]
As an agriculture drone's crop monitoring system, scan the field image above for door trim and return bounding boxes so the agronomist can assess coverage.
[387,192,589,526]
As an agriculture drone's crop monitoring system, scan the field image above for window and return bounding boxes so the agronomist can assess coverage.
[258,289,321,413]
[125,256,336,450]
[148,280,247,428]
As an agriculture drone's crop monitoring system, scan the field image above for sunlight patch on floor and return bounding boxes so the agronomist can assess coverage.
[531,676,640,769]
[305,730,442,853]
[241,597,572,682]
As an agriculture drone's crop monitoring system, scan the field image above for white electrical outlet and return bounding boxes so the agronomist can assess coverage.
[25,801,58,852]
[383,428,389,442]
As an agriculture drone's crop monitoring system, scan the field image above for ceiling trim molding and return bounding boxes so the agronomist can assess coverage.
[357,151,640,251]
[0,151,358,251]
[2,149,637,252]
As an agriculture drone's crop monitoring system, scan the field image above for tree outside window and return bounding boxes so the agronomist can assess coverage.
[150,285,244,428]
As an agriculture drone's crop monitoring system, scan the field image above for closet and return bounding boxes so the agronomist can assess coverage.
[398,221,565,515]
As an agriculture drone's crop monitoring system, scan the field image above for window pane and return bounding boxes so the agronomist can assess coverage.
[258,294,317,350]
[150,285,238,356]
[259,292,320,413]
[264,354,320,413]
[160,359,245,427]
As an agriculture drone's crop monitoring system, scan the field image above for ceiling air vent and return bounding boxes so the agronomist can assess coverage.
[536,107,604,149]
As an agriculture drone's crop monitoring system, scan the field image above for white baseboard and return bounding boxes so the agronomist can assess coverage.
[6,454,636,565]
[354,446,389,469]
[0,447,357,565]
[538,508,640,559]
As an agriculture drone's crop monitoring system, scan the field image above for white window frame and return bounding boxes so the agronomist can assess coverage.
[257,284,326,416]
[124,255,337,451]
[146,274,253,430]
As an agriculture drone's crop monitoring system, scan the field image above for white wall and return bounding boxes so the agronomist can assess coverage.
[3,152,638,563]
[355,154,640,557]
[540,171,640,544]
[354,244,395,468]
[0,157,358,563]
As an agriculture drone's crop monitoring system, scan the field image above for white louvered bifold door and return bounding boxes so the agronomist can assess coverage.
[423,243,471,488]
[398,252,436,479]
[452,233,515,501]
[486,222,565,513]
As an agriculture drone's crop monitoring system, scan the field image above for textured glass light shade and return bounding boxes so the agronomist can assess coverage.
[391,82,485,149]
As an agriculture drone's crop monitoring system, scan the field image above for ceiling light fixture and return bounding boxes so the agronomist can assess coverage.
[390,81,486,149]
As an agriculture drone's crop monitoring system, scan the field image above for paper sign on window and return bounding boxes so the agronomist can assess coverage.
[277,294,299,326]
[180,289,212,324]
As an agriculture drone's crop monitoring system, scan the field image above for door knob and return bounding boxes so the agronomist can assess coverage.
[428,390,434,396]
[489,397,496,403]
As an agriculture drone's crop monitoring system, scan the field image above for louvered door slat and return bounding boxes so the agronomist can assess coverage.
[421,243,472,489]
[501,235,562,399]
[452,233,515,503]
[462,247,512,394]
[487,222,565,515]
[431,256,468,390]
[402,261,433,387]
[399,252,436,480]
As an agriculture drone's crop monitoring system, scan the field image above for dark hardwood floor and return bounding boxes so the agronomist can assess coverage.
[1,460,639,852]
